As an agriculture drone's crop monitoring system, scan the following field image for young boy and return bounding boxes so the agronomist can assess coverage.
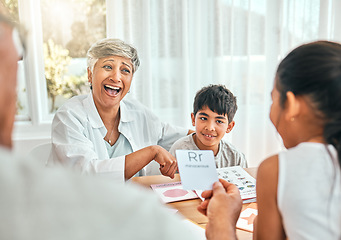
[170,84,247,168]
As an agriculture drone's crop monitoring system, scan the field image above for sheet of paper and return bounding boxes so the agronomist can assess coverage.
[176,149,218,190]
[217,166,256,202]
[236,203,258,232]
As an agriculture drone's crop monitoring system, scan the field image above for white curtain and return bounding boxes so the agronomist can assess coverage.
[106,0,341,167]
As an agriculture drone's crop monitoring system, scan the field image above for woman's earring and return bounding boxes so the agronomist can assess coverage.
[290,117,295,122]
[89,83,92,90]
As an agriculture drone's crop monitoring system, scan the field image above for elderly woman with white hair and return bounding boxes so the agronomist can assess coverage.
[49,38,191,182]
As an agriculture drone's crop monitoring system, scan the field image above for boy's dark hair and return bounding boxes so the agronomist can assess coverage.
[193,84,237,122]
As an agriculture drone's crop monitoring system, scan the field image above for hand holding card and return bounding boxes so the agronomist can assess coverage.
[176,150,218,190]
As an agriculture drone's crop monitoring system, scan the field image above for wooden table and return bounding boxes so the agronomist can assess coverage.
[132,167,257,240]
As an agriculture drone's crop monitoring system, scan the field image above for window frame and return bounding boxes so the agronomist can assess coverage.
[13,0,52,141]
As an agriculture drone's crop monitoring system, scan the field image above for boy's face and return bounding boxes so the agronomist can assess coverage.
[191,106,235,152]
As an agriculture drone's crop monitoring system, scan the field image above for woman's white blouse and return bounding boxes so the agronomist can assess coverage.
[48,93,187,183]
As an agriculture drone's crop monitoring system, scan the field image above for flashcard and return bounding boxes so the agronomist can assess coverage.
[236,203,258,232]
[150,182,199,203]
[176,150,219,190]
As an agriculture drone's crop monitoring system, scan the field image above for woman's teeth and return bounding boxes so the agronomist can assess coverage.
[104,85,120,96]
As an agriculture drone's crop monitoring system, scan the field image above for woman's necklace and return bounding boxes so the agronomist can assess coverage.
[107,129,114,145]
[105,113,120,145]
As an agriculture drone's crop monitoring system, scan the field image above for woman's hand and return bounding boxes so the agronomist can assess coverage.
[197,179,242,240]
[151,145,177,179]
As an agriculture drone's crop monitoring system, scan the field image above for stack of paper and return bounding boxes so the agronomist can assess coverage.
[217,166,256,203]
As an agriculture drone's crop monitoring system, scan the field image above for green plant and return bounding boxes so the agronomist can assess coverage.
[62,73,88,99]
[43,39,71,112]
[0,0,19,22]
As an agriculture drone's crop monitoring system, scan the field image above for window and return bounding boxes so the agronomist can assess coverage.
[40,0,106,113]
[9,0,341,166]
[11,0,106,140]
[106,0,340,167]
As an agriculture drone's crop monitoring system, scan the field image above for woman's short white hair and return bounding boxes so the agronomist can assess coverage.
[86,38,140,73]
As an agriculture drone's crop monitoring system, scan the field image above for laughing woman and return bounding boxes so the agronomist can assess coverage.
[49,38,190,182]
